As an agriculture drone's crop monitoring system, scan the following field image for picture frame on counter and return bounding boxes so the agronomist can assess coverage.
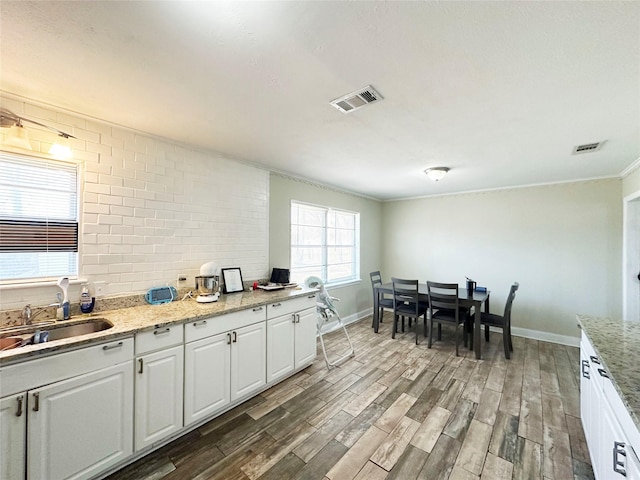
[221,267,244,293]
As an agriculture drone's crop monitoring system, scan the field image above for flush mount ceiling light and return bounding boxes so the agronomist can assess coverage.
[424,167,450,182]
[0,108,76,158]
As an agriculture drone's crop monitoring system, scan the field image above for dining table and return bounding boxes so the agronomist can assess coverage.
[373,282,491,359]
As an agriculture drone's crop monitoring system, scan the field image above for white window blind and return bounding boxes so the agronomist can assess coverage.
[290,201,359,285]
[0,153,78,282]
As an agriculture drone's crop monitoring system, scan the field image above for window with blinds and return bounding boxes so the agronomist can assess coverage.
[290,201,360,285]
[0,153,78,282]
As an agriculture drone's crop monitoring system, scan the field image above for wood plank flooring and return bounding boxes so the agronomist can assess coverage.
[105,314,594,480]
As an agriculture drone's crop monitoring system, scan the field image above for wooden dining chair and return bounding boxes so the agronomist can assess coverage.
[481,282,519,359]
[391,278,428,345]
[370,271,393,329]
[427,281,466,355]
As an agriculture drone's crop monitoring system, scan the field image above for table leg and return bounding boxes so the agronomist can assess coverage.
[373,293,380,333]
[474,302,482,359]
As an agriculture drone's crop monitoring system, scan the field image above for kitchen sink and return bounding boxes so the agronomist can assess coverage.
[0,319,113,349]
[45,320,113,341]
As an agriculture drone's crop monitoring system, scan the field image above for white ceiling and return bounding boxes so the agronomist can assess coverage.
[1,1,639,200]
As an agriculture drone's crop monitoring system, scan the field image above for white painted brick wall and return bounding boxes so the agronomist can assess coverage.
[0,95,269,309]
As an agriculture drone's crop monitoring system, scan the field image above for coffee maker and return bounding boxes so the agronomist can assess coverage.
[195,262,220,303]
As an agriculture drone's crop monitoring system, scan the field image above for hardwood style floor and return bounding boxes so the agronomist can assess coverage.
[106,314,594,480]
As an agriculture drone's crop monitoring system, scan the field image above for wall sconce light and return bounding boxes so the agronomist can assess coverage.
[0,108,76,158]
[424,167,450,182]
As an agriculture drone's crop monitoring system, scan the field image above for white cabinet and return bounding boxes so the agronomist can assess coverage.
[184,331,231,426]
[184,308,266,427]
[0,337,134,480]
[28,362,134,480]
[0,393,26,480]
[231,322,266,400]
[266,294,317,383]
[135,326,184,451]
[581,331,640,479]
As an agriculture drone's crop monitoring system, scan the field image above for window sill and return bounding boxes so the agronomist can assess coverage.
[325,278,362,290]
[0,278,86,290]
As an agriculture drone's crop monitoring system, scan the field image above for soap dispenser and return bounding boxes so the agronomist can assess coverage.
[80,285,95,313]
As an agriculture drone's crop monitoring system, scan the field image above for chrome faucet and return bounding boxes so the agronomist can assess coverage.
[21,303,59,326]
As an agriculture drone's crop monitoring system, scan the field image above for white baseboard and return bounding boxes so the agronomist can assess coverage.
[335,308,581,348]
[505,326,579,347]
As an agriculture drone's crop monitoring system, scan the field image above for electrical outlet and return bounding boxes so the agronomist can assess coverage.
[93,281,106,297]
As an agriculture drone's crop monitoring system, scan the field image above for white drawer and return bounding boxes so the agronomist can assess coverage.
[185,307,267,343]
[135,325,183,355]
[267,294,317,319]
[1,337,134,396]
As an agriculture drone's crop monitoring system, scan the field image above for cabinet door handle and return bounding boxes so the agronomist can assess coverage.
[232,331,237,343]
[253,307,263,312]
[590,355,601,365]
[102,341,124,351]
[32,392,39,412]
[308,295,315,299]
[138,358,144,374]
[292,314,296,324]
[154,328,171,335]
[192,320,207,327]
[272,303,282,308]
[614,441,627,476]
[227,333,232,345]
[598,368,610,379]
[581,360,590,379]
[296,314,300,323]
[15,395,23,417]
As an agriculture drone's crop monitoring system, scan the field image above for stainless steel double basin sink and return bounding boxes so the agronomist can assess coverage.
[0,319,113,351]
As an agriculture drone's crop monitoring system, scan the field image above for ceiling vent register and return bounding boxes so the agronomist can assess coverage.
[330,85,383,113]
[572,141,605,154]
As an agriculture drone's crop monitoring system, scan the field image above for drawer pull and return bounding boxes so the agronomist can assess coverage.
[192,320,207,327]
[581,360,590,379]
[272,303,282,308]
[139,359,144,374]
[32,392,39,412]
[590,355,601,364]
[614,441,627,476]
[15,395,23,417]
[598,368,609,379]
[154,328,171,335]
[308,295,315,299]
[253,307,263,312]
[102,341,124,351]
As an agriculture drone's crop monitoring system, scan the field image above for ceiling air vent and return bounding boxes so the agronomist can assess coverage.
[572,141,605,154]
[330,85,383,113]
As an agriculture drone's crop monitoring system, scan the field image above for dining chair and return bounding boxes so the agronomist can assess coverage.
[391,277,428,345]
[427,281,466,355]
[370,271,394,329]
[481,282,519,359]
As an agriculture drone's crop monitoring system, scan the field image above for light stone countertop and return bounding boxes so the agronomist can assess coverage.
[578,314,640,432]
[0,287,317,366]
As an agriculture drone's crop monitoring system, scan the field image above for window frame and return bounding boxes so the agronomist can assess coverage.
[0,151,80,284]
[290,200,360,286]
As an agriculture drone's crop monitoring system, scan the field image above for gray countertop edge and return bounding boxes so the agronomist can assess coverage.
[577,314,640,433]
[0,287,318,366]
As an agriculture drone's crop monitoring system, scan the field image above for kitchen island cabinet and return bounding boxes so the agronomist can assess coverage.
[579,316,640,479]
